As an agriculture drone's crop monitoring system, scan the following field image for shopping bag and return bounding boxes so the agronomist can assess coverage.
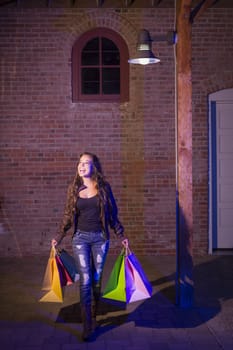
[57,249,80,282]
[101,253,126,302]
[39,246,63,302]
[125,252,153,303]
[55,255,73,287]
[102,239,152,304]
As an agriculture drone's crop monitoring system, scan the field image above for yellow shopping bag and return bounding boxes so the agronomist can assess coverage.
[39,246,63,303]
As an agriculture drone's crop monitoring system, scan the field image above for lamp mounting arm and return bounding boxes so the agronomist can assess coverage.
[151,31,178,45]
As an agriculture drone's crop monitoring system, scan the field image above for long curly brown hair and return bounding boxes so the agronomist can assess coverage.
[61,152,110,233]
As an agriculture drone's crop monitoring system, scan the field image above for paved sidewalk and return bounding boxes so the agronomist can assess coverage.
[0,253,232,349]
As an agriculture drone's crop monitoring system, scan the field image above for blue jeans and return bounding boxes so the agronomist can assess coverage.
[72,230,109,306]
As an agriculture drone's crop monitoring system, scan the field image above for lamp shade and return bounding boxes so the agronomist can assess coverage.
[128,29,160,65]
[136,29,153,50]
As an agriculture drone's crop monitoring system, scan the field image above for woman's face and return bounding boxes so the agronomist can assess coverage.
[78,154,94,178]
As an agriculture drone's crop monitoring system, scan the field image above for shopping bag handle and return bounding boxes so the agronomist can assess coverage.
[122,239,129,248]
[51,242,61,256]
[122,238,131,256]
[51,245,64,258]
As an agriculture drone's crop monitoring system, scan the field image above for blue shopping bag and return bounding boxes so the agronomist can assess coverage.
[57,249,80,282]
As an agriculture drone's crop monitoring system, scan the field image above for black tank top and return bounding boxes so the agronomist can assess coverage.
[76,194,102,232]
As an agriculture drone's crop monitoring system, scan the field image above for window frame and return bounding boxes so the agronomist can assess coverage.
[72,27,129,103]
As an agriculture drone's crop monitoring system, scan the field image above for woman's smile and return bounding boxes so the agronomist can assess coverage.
[78,156,93,177]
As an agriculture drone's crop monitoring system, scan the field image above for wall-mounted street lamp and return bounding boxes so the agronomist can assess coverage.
[128,29,177,65]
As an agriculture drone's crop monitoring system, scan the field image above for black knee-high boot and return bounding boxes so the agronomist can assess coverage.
[81,304,92,341]
[92,285,101,331]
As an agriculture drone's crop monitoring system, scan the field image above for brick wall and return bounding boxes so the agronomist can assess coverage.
[0,4,233,256]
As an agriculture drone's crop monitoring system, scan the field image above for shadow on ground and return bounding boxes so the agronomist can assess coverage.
[56,255,233,338]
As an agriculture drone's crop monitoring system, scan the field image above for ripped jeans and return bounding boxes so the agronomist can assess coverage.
[72,230,109,306]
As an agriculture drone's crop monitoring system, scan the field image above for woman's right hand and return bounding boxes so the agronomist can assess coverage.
[51,239,58,247]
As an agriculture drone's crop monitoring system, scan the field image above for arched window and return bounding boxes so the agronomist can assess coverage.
[72,28,129,102]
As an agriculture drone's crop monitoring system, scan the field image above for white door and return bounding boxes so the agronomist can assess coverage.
[209,88,233,252]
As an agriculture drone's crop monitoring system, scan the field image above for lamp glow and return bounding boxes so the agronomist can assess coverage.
[128,57,160,65]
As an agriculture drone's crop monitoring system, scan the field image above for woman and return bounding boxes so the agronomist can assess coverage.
[52,152,124,341]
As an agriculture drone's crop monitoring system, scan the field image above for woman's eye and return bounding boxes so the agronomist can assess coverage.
[79,161,91,166]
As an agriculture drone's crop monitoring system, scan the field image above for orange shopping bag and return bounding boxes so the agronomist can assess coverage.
[39,246,63,303]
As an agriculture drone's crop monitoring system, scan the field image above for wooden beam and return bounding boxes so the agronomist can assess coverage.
[0,0,18,6]
[190,0,218,23]
[124,0,134,7]
[96,0,104,7]
[151,0,163,6]
[175,0,194,308]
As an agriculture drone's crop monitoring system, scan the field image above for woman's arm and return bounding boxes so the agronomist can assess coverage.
[107,183,124,237]
[52,183,74,246]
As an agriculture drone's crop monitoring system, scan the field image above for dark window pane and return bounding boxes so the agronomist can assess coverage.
[102,38,120,65]
[82,82,100,94]
[82,68,100,94]
[82,52,99,65]
[82,38,99,65]
[83,38,99,51]
[102,51,120,65]
[102,38,118,51]
[102,68,120,94]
